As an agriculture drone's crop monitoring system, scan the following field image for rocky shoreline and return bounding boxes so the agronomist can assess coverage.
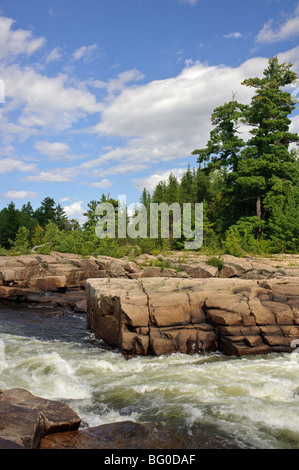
[0,251,298,449]
[0,250,298,310]
[1,251,299,358]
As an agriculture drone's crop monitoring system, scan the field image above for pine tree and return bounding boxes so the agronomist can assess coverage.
[192,57,299,241]
[55,203,68,230]
[0,202,20,248]
[35,197,57,227]
[239,57,298,239]
[192,100,246,173]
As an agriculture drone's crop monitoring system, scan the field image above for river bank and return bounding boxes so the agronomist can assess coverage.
[1,252,299,449]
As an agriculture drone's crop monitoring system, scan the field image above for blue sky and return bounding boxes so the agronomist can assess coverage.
[0,0,298,223]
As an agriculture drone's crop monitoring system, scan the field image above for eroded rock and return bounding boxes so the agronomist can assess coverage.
[86,276,299,357]
[0,388,81,449]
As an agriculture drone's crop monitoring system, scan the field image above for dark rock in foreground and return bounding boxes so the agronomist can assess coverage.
[39,420,240,450]
[0,388,81,449]
[0,388,241,450]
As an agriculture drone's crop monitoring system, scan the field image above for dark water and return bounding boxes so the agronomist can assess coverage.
[1,301,299,449]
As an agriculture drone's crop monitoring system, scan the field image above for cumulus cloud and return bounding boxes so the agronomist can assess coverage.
[0,15,101,139]
[0,64,101,132]
[256,4,299,43]
[133,168,187,192]
[63,200,84,218]
[88,57,270,172]
[89,68,145,97]
[0,158,36,174]
[89,179,113,189]
[22,167,78,183]
[4,190,38,199]
[0,16,45,61]
[34,141,86,161]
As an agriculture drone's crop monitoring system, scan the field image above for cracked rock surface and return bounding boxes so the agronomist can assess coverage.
[86,276,299,357]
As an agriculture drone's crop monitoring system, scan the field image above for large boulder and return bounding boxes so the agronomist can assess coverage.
[86,276,299,357]
[0,388,81,449]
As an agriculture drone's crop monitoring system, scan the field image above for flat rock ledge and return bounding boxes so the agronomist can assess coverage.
[86,276,299,357]
[0,388,239,449]
[0,252,143,312]
[0,252,298,313]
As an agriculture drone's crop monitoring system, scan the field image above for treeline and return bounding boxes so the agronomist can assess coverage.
[0,194,167,258]
[0,57,298,258]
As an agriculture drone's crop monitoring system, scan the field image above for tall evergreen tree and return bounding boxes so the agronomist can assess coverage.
[35,197,57,227]
[55,203,68,230]
[239,57,298,239]
[0,202,20,248]
[192,57,299,240]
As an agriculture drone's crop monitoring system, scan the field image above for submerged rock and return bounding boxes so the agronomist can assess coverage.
[39,420,241,450]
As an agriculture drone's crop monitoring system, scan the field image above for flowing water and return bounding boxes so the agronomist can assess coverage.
[1,301,299,449]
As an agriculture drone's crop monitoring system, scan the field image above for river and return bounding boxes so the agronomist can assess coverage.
[0,301,299,449]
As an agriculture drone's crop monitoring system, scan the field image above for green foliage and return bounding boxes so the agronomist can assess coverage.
[9,226,30,254]
[206,256,224,270]
[222,226,244,257]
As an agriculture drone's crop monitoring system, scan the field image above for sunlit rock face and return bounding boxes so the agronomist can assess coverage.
[86,276,299,357]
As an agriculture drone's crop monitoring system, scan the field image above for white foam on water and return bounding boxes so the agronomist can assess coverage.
[0,339,7,371]
[1,327,299,448]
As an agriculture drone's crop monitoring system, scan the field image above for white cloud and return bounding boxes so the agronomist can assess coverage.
[0,158,36,174]
[256,4,299,43]
[72,44,98,63]
[0,64,101,132]
[4,190,38,199]
[78,50,299,181]
[34,141,85,161]
[88,57,269,172]
[90,179,113,189]
[46,47,63,63]
[224,32,242,39]
[290,113,299,135]
[81,160,149,175]
[133,168,187,192]
[22,167,77,183]
[63,201,86,223]
[178,0,199,6]
[0,16,45,61]
[277,44,299,72]
[89,68,145,96]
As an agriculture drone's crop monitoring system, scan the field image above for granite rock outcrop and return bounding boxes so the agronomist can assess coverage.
[86,276,299,357]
